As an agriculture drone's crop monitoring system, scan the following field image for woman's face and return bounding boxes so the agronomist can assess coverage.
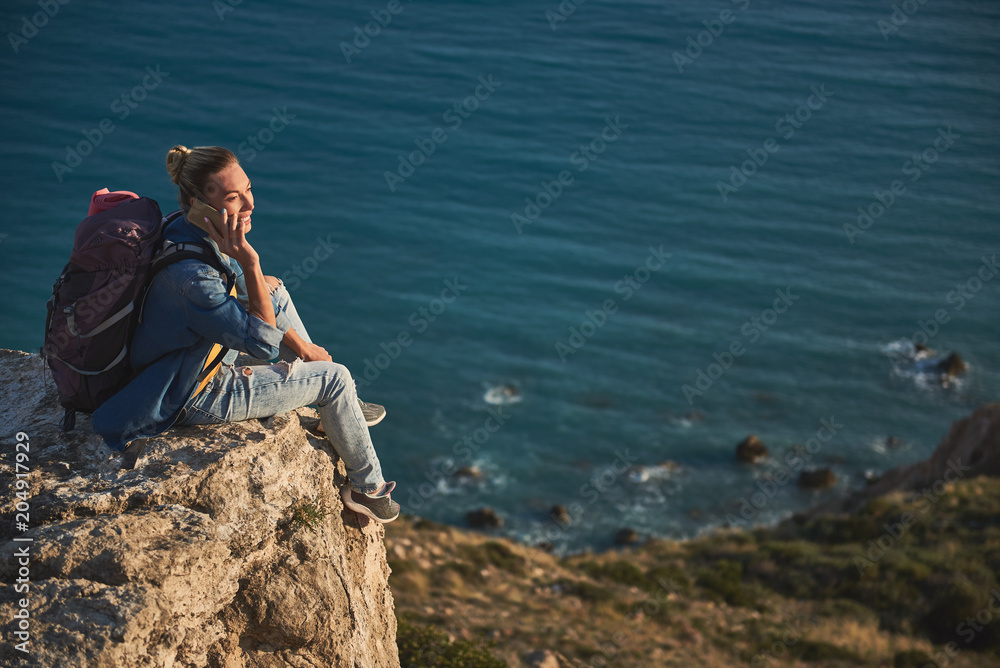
[199,162,254,232]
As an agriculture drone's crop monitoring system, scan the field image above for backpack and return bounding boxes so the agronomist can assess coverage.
[40,194,236,433]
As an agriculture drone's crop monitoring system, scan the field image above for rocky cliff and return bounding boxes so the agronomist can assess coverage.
[801,402,1000,518]
[0,349,399,668]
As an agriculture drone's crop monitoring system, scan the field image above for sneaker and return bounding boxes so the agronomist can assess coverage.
[315,401,386,435]
[372,480,396,497]
[359,400,386,427]
[341,484,400,523]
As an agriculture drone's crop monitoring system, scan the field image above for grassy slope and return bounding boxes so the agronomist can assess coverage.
[386,475,1000,667]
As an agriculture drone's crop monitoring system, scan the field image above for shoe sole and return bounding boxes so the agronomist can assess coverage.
[340,485,399,523]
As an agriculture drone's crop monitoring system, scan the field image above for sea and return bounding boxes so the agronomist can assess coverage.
[1,0,997,553]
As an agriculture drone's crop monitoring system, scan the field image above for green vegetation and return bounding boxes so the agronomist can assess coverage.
[695,558,761,609]
[459,541,526,575]
[396,618,506,668]
[387,477,1000,666]
[733,480,1000,647]
[290,498,327,531]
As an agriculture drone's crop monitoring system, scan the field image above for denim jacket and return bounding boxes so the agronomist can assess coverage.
[91,212,286,451]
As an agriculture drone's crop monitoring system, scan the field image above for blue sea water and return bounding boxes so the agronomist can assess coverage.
[1,0,997,552]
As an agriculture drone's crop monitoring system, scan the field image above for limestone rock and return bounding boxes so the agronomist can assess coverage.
[0,349,399,668]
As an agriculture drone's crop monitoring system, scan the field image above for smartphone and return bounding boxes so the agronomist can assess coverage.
[187,198,227,238]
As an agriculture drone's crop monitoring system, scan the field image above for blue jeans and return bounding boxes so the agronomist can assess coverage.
[175,278,386,494]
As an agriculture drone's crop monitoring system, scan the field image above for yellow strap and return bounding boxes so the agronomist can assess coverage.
[191,283,238,398]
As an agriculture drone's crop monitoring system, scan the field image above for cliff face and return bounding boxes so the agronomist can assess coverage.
[0,349,399,668]
[802,402,1000,518]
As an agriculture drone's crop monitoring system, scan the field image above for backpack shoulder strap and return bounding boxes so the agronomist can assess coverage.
[138,240,237,324]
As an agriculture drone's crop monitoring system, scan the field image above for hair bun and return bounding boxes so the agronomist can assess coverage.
[165,145,192,184]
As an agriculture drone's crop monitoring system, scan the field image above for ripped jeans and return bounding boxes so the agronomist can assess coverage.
[174,278,386,494]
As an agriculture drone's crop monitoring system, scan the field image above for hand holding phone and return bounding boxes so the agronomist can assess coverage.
[187,198,227,238]
[190,198,260,268]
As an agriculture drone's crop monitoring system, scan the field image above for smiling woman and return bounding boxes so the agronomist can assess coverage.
[92,145,401,524]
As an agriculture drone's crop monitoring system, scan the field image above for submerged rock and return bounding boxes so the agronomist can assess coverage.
[736,434,769,464]
[938,352,967,381]
[804,403,1000,517]
[799,468,837,490]
[615,528,640,545]
[467,507,503,528]
[0,349,399,667]
[454,465,483,480]
[550,504,571,525]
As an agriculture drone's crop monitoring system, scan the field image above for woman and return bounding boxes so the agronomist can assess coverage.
[99,144,398,523]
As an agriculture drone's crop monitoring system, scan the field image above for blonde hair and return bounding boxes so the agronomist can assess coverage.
[165,145,238,213]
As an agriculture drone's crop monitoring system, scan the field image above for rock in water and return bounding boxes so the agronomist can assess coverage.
[615,528,640,545]
[467,507,503,528]
[0,349,399,668]
[550,504,571,525]
[801,402,1000,518]
[938,352,967,380]
[736,435,769,463]
[454,465,483,480]
[799,468,837,490]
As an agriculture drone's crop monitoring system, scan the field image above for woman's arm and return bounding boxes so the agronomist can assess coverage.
[203,210,275,329]
[243,259,276,328]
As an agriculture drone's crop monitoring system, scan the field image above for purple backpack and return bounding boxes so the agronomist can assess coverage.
[40,196,233,432]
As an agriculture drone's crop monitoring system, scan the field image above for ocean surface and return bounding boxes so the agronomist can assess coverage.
[1,0,997,552]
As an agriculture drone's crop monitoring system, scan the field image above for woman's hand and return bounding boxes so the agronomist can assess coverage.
[298,342,333,363]
[205,209,259,268]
